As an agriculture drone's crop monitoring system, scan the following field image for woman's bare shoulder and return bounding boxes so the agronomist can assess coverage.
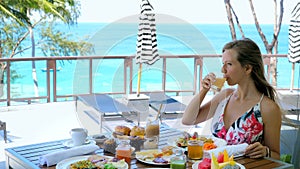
[261,96,282,121]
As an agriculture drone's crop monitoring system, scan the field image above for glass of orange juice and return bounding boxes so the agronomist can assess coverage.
[211,77,226,91]
[116,140,134,164]
[187,140,203,160]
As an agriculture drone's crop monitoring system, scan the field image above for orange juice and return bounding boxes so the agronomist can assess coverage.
[116,148,131,164]
[211,77,226,91]
[116,141,132,164]
[187,140,203,159]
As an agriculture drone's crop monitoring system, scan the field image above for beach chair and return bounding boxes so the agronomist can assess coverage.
[279,99,300,168]
[146,92,186,122]
[281,117,300,169]
[0,120,7,143]
[75,94,137,135]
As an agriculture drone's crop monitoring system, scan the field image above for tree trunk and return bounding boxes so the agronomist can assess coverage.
[224,0,236,40]
[247,0,284,87]
[28,10,39,99]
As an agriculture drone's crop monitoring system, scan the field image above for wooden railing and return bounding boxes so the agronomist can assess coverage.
[0,54,298,106]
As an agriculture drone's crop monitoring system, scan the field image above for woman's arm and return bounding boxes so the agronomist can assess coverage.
[182,73,233,125]
[181,89,211,125]
[261,98,282,159]
[245,98,281,159]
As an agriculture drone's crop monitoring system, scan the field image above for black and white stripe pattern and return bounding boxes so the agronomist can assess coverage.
[288,2,300,63]
[136,0,159,65]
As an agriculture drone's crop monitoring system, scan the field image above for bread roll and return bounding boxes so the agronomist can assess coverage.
[130,126,145,136]
[115,125,131,135]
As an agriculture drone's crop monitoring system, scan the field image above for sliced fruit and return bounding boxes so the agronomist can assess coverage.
[223,149,229,162]
[211,153,219,169]
[217,153,224,163]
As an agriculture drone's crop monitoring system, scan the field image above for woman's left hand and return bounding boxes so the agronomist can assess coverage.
[244,142,268,158]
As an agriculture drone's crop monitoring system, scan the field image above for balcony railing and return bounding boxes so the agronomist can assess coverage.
[0,54,298,106]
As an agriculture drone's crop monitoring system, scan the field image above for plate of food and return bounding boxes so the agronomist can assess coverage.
[192,149,245,169]
[56,155,128,169]
[167,132,227,151]
[135,146,175,166]
[192,160,245,169]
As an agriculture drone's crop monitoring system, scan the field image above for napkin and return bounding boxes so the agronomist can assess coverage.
[203,143,248,158]
[39,144,99,167]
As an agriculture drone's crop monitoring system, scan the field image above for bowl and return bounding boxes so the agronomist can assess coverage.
[92,134,108,144]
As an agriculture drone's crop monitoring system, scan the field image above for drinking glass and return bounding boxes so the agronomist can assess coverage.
[145,119,160,138]
[211,77,226,91]
[187,140,203,160]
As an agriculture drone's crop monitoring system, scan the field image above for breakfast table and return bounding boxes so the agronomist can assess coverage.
[5,125,294,169]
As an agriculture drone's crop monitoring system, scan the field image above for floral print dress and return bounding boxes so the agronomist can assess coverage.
[211,94,264,145]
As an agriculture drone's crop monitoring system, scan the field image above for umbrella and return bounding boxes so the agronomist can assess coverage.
[287,2,300,91]
[135,0,159,96]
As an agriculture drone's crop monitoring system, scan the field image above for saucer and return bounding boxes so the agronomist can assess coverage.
[63,139,96,148]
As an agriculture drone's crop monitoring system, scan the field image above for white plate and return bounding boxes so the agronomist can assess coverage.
[56,155,128,169]
[135,149,171,166]
[167,135,227,149]
[192,160,245,169]
[63,139,96,148]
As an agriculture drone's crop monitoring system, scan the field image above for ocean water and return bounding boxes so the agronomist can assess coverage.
[8,23,300,100]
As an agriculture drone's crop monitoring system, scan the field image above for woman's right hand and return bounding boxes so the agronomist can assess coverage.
[202,73,216,90]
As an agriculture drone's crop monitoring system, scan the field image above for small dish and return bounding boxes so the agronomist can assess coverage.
[63,139,96,148]
[92,134,108,144]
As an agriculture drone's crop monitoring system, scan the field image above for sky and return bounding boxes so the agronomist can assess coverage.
[77,0,299,24]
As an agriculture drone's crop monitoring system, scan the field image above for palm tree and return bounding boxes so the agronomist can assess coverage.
[0,0,93,99]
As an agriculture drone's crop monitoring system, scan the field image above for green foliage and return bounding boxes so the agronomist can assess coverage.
[0,0,94,95]
[280,154,292,163]
[0,0,94,59]
[39,21,94,56]
[0,18,28,58]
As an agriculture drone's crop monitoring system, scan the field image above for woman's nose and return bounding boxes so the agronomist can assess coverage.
[221,65,226,73]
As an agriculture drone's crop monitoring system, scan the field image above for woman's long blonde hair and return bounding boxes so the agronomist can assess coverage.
[222,38,277,101]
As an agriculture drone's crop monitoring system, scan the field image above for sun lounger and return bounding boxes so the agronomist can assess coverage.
[76,94,136,134]
[147,92,186,113]
[146,92,186,122]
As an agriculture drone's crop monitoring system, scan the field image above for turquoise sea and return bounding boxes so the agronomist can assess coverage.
[9,23,300,99]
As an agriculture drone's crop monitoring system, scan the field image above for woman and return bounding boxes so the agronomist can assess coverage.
[182,38,281,159]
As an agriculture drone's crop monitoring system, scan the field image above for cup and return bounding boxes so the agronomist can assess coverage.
[211,77,226,91]
[70,128,88,146]
[187,140,203,160]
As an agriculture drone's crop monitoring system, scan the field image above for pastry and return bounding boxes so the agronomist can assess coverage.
[130,126,145,137]
[103,138,117,154]
[115,125,131,136]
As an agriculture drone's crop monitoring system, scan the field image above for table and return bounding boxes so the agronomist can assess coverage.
[5,125,294,169]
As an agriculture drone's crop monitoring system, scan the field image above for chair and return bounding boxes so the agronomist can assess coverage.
[281,117,300,169]
[0,120,7,143]
[147,92,186,122]
[75,94,137,135]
